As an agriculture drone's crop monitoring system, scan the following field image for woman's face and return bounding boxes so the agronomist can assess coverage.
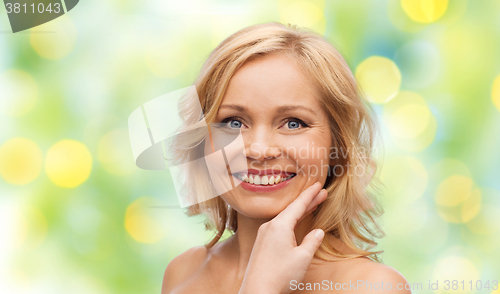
[214,53,334,219]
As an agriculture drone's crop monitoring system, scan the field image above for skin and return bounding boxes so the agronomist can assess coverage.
[161,53,412,294]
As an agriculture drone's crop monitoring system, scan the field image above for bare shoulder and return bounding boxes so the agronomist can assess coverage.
[161,246,208,294]
[305,257,411,294]
[339,257,412,293]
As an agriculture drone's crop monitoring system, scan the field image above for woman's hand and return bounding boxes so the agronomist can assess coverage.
[238,181,328,294]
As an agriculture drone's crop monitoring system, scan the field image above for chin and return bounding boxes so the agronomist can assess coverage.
[236,209,282,220]
[230,198,289,220]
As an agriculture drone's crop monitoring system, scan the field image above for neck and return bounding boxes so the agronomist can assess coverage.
[228,212,314,279]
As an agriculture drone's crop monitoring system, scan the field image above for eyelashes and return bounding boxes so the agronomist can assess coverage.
[220,116,245,129]
[219,116,309,130]
[283,117,309,129]
[220,116,244,129]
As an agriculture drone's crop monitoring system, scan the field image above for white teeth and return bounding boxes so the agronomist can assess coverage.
[242,174,297,185]
[242,173,296,186]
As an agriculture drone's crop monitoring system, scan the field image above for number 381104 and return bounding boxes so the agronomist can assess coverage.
[5,2,62,14]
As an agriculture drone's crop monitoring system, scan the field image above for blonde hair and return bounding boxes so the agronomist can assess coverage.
[173,22,384,261]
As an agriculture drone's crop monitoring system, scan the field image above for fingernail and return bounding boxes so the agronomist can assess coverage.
[317,189,326,198]
[314,229,324,241]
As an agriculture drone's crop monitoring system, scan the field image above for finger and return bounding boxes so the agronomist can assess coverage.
[304,189,327,214]
[298,189,327,223]
[275,181,322,227]
[297,229,324,259]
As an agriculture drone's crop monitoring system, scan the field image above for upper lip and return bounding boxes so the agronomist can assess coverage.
[233,169,296,176]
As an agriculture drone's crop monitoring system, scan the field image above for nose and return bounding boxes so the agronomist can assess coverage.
[244,126,282,161]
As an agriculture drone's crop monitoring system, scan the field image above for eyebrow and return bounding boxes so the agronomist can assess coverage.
[219,104,316,114]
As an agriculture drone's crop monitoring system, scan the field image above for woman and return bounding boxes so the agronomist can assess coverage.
[162,23,411,294]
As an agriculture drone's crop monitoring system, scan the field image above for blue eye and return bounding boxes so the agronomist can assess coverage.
[229,120,242,128]
[287,120,301,129]
[282,118,308,130]
[221,118,243,129]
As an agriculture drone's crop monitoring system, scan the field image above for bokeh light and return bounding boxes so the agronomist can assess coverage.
[0,138,42,185]
[45,140,92,188]
[432,171,486,224]
[355,56,402,104]
[0,200,23,287]
[466,204,500,236]
[401,0,449,24]
[279,1,326,35]
[388,0,427,33]
[0,70,38,117]
[460,189,482,223]
[124,197,165,244]
[435,175,474,207]
[383,91,437,151]
[16,206,48,251]
[390,104,431,138]
[493,74,500,112]
[29,15,77,60]
[433,255,479,294]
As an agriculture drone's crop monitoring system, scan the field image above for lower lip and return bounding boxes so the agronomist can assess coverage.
[235,175,295,193]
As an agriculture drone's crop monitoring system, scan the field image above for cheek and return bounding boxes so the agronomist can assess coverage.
[283,133,332,177]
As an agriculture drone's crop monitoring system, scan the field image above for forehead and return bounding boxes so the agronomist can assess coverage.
[221,53,322,107]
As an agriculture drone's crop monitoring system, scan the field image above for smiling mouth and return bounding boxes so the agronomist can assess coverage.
[234,173,296,186]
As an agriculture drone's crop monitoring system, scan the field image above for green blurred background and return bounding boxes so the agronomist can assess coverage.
[1,0,499,293]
